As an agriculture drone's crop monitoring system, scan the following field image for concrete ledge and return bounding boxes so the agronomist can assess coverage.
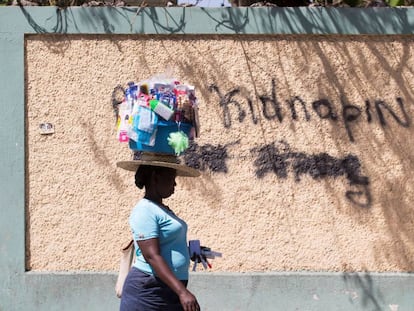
[0,7,414,34]
[2,272,413,310]
[190,272,414,311]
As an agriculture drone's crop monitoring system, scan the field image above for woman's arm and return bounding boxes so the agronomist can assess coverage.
[138,238,200,311]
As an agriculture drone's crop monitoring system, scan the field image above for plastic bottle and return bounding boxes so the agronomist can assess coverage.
[149,99,174,121]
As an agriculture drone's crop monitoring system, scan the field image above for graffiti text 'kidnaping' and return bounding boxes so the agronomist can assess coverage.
[209,79,411,142]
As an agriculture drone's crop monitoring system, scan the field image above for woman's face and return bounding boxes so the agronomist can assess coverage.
[154,168,177,199]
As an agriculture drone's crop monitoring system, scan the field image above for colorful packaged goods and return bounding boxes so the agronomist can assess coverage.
[116,77,200,155]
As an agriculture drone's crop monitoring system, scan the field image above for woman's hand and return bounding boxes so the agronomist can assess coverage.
[178,289,200,311]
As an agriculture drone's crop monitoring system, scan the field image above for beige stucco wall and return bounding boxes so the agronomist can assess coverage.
[26,34,414,273]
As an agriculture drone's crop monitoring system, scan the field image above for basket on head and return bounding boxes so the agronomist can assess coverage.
[115,76,200,177]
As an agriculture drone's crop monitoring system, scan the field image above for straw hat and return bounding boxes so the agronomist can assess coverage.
[117,152,200,177]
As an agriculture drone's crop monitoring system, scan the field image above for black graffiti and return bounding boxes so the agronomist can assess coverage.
[183,140,371,208]
[184,141,231,173]
[258,79,283,122]
[251,141,371,208]
[208,85,247,128]
[312,98,338,120]
[291,96,312,121]
[345,185,372,209]
[208,79,411,142]
[251,142,368,184]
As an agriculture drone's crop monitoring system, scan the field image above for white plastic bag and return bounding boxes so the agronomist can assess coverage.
[115,240,135,298]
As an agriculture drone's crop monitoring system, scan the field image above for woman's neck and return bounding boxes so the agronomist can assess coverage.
[144,195,162,205]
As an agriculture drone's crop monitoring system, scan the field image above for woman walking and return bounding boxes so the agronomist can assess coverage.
[117,152,201,311]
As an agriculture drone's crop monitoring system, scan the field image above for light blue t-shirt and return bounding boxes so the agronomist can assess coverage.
[129,198,190,280]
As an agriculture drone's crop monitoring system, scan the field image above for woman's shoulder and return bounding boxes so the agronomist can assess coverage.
[130,199,157,222]
[133,198,154,211]
[131,198,161,215]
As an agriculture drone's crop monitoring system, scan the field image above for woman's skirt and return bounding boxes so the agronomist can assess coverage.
[120,267,188,311]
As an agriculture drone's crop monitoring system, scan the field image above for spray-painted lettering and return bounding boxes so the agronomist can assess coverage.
[184,142,232,173]
[183,140,371,208]
[209,79,411,142]
[250,141,371,207]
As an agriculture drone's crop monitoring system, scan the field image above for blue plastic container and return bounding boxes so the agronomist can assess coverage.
[129,120,192,155]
